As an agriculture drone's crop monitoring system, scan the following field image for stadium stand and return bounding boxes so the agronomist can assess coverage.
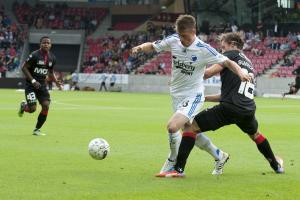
[82,32,158,74]
[271,50,300,77]
[0,3,27,77]
[13,2,108,34]
[112,22,140,31]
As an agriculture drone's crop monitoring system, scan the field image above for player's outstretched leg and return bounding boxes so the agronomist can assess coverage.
[195,133,230,175]
[252,133,284,173]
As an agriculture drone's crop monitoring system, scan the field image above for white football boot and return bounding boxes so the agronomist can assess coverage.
[159,158,176,174]
[33,129,46,136]
[212,151,230,175]
[275,156,284,174]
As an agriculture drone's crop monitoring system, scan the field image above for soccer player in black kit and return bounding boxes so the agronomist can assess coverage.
[282,66,300,97]
[158,32,284,177]
[18,36,62,136]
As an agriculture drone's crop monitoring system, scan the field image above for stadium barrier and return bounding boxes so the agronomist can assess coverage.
[256,77,294,96]
[0,78,25,89]
[78,74,295,96]
[0,75,296,97]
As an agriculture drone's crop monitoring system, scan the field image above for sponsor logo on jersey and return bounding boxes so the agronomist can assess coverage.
[173,59,195,75]
[34,68,48,75]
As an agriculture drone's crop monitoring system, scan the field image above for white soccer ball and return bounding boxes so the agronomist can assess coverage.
[88,138,110,160]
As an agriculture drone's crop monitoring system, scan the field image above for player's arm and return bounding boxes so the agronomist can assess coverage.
[131,42,155,54]
[132,36,172,54]
[222,59,252,82]
[202,46,249,81]
[49,69,63,90]
[204,64,224,80]
[205,94,221,102]
[22,61,41,89]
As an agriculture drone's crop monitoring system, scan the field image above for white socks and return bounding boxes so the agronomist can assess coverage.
[168,131,182,161]
[195,132,222,160]
[167,131,221,161]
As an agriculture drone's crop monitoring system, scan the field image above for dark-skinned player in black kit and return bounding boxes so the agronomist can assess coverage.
[157,32,284,177]
[18,36,63,136]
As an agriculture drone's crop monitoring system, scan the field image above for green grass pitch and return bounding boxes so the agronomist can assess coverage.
[0,89,299,200]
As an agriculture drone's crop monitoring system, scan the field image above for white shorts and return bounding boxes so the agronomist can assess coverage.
[172,93,205,121]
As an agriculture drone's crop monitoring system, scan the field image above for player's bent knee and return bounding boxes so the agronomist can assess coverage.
[167,123,179,134]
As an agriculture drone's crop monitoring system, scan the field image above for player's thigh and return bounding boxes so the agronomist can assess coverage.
[36,85,51,105]
[175,93,204,122]
[235,113,258,135]
[194,104,232,132]
[25,84,37,107]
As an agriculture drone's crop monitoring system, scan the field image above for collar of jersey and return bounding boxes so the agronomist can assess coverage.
[180,36,198,50]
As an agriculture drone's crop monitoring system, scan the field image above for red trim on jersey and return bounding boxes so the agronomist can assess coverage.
[182,132,197,139]
[255,134,265,144]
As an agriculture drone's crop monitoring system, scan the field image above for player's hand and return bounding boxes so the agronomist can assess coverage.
[32,81,41,90]
[239,72,253,82]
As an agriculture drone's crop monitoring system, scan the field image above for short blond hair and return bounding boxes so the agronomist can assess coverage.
[175,14,196,32]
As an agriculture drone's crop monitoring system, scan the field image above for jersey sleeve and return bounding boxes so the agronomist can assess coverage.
[152,35,176,52]
[202,45,228,65]
[25,53,37,67]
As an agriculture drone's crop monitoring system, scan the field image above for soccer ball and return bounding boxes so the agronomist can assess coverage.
[88,138,110,160]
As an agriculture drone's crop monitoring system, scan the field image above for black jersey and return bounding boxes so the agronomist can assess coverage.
[293,67,300,88]
[25,49,56,83]
[220,50,256,113]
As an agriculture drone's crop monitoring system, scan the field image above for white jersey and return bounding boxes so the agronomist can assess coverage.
[153,34,228,97]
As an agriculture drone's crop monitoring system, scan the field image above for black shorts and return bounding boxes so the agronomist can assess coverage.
[25,83,51,106]
[195,104,258,135]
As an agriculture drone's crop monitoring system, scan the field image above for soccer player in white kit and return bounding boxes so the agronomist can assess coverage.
[132,15,251,176]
